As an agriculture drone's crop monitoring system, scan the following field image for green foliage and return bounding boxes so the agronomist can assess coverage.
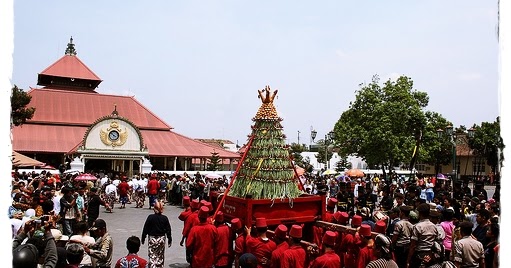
[314,139,334,165]
[207,151,222,171]
[335,156,352,172]
[11,85,35,127]
[333,75,429,176]
[228,119,301,199]
[468,117,505,174]
[415,111,453,174]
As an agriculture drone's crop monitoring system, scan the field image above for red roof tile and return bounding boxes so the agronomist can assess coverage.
[27,88,171,130]
[13,124,240,158]
[39,55,102,81]
[12,124,87,153]
[143,131,241,158]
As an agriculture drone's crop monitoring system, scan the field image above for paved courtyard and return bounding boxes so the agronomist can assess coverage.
[98,201,190,267]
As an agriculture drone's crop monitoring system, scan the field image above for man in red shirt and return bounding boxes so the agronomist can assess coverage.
[281,225,306,268]
[117,177,130,209]
[231,218,246,268]
[146,174,160,209]
[309,231,340,268]
[214,212,232,268]
[356,224,376,268]
[181,199,200,265]
[245,218,277,268]
[178,196,192,222]
[186,206,218,268]
[270,224,288,268]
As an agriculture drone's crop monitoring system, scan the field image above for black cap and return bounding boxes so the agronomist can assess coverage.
[399,206,412,213]
[89,219,107,231]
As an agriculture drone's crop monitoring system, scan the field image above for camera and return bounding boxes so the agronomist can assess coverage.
[35,215,50,225]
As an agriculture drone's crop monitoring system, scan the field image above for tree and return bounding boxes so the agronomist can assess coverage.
[333,75,429,179]
[315,139,334,167]
[289,142,313,173]
[11,85,35,127]
[207,151,222,171]
[334,155,352,172]
[414,111,453,176]
[228,86,301,199]
[468,117,505,177]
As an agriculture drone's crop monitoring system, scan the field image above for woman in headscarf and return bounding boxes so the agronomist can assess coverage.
[365,234,398,268]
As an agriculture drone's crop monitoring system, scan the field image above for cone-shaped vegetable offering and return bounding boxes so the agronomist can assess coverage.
[228,86,303,200]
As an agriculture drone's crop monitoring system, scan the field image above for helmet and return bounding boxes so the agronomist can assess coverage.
[12,244,39,268]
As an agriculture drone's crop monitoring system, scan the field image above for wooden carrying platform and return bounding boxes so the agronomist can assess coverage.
[210,192,326,228]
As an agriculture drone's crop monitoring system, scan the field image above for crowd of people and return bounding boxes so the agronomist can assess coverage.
[9,169,500,267]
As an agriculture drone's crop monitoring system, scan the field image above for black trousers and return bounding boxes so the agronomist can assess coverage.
[394,245,409,268]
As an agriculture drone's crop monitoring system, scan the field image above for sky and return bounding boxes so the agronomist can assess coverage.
[11,1,500,148]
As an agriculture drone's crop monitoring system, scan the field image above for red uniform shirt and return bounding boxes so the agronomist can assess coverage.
[178,208,192,221]
[280,244,306,268]
[309,250,341,268]
[146,179,159,195]
[186,222,219,268]
[214,224,232,267]
[246,235,277,268]
[234,234,246,255]
[182,211,200,237]
[118,181,130,197]
[270,241,289,268]
[357,245,375,268]
[339,233,357,268]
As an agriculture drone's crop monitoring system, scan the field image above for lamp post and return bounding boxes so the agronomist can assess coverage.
[310,128,317,151]
[437,126,475,185]
[324,131,335,170]
[437,126,457,184]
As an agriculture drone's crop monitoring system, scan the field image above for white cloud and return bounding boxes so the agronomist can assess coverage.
[457,73,482,81]
[335,49,348,59]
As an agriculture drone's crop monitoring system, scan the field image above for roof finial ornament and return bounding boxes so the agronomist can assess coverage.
[112,103,118,116]
[65,36,77,56]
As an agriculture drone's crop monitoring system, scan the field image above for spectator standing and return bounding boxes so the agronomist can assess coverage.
[84,219,114,268]
[86,187,110,228]
[141,200,172,268]
[60,186,80,236]
[452,221,485,267]
[407,203,439,268]
[68,222,95,268]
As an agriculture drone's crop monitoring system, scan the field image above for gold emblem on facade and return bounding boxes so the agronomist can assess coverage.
[100,121,128,147]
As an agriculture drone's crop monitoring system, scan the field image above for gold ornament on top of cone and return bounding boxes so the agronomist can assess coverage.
[255,85,279,120]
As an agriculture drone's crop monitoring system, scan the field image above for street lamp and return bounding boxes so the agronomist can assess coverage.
[437,126,477,186]
[437,125,461,183]
[310,129,317,151]
[324,131,335,170]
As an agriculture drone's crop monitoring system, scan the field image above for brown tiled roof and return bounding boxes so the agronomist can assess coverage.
[13,88,240,158]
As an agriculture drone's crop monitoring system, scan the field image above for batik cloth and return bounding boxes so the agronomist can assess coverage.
[148,235,166,268]
[136,191,145,208]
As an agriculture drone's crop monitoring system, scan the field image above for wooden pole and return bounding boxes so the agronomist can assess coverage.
[290,155,305,191]
[213,134,255,219]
